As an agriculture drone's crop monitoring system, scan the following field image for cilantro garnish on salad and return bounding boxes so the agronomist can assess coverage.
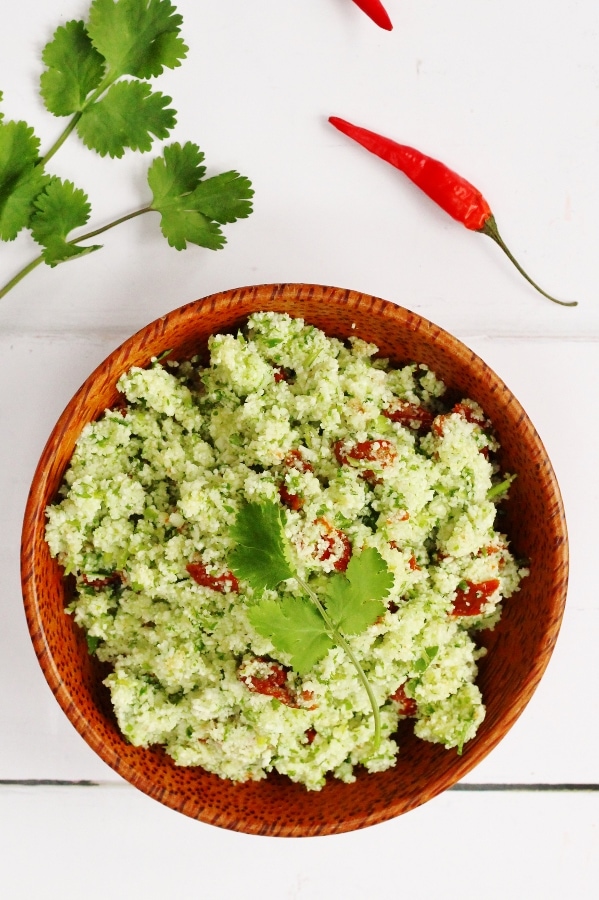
[230,500,393,743]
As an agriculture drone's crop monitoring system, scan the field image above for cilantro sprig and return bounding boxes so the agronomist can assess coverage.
[0,0,253,301]
[229,501,394,747]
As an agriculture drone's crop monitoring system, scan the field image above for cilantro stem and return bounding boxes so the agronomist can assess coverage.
[0,256,44,301]
[70,206,152,242]
[487,475,515,500]
[0,206,152,301]
[295,574,382,749]
[39,75,116,168]
[38,114,83,168]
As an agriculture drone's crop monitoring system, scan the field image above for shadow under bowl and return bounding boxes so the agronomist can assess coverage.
[21,283,568,836]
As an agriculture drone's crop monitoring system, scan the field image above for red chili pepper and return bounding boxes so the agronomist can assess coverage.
[329,116,576,307]
[350,0,393,31]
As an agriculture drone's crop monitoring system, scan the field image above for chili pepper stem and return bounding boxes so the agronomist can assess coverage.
[481,216,577,307]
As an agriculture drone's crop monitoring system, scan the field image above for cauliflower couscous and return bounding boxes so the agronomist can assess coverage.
[45,312,527,790]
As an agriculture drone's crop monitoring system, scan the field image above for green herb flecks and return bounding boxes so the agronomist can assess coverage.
[151,348,173,364]
[413,645,439,674]
[228,500,394,747]
[487,474,516,501]
[0,0,253,301]
[86,634,101,654]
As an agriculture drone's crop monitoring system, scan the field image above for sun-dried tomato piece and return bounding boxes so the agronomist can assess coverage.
[361,469,382,486]
[279,483,303,510]
[304,728,317,744]
[480,545,501,556]
[390,683,418,717]
[382,399,433,431]
[110,394,129,417]
[81,572,122,589]
[186,562,239,594]
[333,438,397,467]
[451,579,500,616]
[272,366,294,383]
[332,439,350,465]
[278,449,313,509]
[451,402,489,428]
[314,517,352,572]
[319,532,352,572]
[433,402,490,438]
[240,659,295,706]
[299,689,318,710]
[283,449,313,473]
[432,414,447,437]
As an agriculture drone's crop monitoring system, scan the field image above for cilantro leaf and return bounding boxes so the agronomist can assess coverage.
[229,503,387,739]
[324,547,393,634]
[0,167,49,243]
[87,0,188,80]
[77,80,176,157]
[249,596,334,675]
[30,178,101,266]
[191,172,254,224]
[228,501,295,593]
[156,208,226,250]
[0,119,48,240]
[148,142,254,250]
[40,20,105,116]
[147,141,206,206]
[0,2,254,301]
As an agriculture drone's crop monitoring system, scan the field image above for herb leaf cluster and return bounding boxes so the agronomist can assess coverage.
[229,500,393,743]
[0,0,253,300]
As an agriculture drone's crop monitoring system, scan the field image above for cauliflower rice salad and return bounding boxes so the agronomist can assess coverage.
[45,312,527,790]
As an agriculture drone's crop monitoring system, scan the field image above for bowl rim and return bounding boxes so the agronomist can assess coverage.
[20,282,569,835]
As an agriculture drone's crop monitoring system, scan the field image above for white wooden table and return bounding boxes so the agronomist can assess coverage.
[2,2,597,896]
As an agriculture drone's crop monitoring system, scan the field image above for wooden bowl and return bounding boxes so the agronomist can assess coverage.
[21,283,568,836]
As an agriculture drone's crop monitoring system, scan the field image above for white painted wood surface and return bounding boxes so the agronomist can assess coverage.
[1,2,597,896]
